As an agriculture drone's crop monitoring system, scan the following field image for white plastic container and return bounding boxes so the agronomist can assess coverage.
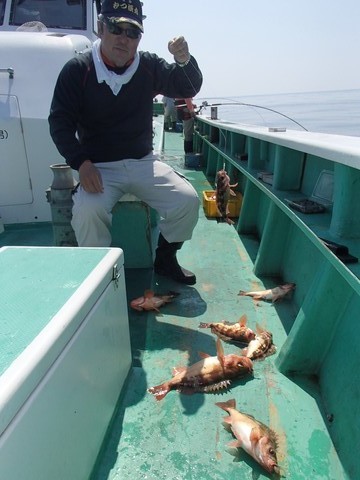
[0,246,131,480]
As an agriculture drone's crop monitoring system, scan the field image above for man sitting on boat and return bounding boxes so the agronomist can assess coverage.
[48,0,203,285]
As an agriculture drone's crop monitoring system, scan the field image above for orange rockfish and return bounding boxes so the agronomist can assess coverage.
[215,169,238,225]
[238,283,295,303]
[216,398,280,475]
[147,338,253,401]
[199,314,255,344]
[242,329,276,360]
[130,290,179,312]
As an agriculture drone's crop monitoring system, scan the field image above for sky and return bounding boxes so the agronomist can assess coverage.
[139,0,360,100]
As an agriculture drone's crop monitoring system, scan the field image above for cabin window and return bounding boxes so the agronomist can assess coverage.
[0,0,4,24]
[9,0,86,30]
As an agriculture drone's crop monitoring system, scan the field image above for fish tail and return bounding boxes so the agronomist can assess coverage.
[215,398,236,411]
[147,383,171,401]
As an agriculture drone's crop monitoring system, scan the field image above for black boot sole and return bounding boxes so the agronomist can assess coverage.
[154,266,196,285]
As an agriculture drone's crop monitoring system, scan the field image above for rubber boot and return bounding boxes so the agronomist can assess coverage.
[184,140,193,153]
[154,233,196,285]
[171,121,177,131]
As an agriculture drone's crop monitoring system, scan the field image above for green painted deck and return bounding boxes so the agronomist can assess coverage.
[0,223,54,247]
[1,120,357,479]
[89,131,346,480]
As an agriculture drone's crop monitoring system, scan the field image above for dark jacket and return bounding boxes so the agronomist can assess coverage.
[48,50,202,170]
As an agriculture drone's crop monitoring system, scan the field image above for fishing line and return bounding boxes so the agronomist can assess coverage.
[179,57,203,98]
[197,98,308,131]
[224,96,268,126]
[219,128,227,155]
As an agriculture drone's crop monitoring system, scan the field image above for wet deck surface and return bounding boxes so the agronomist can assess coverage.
[90,132,345,479]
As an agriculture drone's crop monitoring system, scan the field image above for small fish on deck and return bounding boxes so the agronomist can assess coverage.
[215,169,238,225]
[216,398,280,475]
[242,329,276,360]
[147,338,253,401]
[130,289,179,312]
[199,314,256,344]
[238,283,296,303]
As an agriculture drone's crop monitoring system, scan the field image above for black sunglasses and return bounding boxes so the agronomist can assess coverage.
[102,19,141,39]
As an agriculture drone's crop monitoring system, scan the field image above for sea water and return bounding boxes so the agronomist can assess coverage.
[200,89,360,137]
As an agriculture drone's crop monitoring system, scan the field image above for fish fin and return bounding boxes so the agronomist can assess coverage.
[255,323,265,334]
[241,347,248,356]
[249,426,262,445]
[222,416,232,425]
[229,188,237,197]
[238,314,247,326]
[215,332,233,342]
[147,383,170,401]
[198,351,211,359]
[130,304,143,311]
[216,338,225,368]
[202,379,231,392]
[215,398,236,411]
[198,322,210,329]
[238,290,246,296]
[172,366,186,376]
[227,439,242,449]
[144,289,154,298]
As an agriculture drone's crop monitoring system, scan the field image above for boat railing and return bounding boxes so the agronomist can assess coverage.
[195,115,360,276]
[193,115,360,479]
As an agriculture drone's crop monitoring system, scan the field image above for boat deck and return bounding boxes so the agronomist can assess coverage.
[87,131,345,479]
[0,222,53,247]
[0,127,350,479]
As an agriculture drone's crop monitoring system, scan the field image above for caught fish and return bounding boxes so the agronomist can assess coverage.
[199,314,256,344]
[215,169,238,225]
[242,329,276,360]
[147,338,253,401]
[216,398,280,475]
[130,289,179,312]
[238,283,296,303]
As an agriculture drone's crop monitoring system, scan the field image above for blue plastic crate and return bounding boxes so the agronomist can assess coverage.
[185,153,203,168]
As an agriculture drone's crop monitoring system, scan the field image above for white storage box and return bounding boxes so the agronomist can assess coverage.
[0,246,131,480]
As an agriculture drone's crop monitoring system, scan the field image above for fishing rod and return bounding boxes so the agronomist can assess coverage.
[197,100,309,131]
